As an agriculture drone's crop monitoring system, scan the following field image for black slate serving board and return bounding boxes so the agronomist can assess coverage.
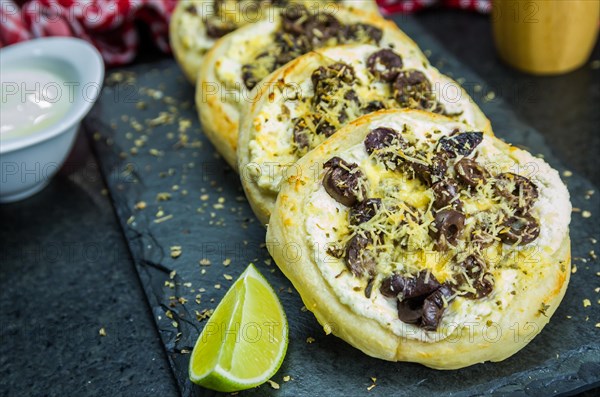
[86,15,600,397]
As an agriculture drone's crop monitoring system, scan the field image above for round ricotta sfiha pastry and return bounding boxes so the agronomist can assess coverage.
[170,0,381,83]
[266,109,571,369]
[238,44,492,224]
[196,4,424,169]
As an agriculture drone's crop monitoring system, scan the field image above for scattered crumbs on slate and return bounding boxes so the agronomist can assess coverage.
[583,299,591,308]
[367,377,377,391]
[199,258,211,266]
[582,210,592,218]
[267,380,280,390]
[98,327,107,337]
[483,91,496,102]
[170,246,182,259]
[155,215,173,223]
[283,376,291,382]
[306,337,315,344]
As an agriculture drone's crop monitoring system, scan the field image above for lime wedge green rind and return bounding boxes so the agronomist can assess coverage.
[189,264,288,392]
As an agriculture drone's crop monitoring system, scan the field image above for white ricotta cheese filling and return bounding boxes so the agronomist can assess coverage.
[247,45,484,197]
[304,117,570,342]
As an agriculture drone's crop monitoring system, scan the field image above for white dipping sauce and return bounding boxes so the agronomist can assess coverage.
[1,67,71,141]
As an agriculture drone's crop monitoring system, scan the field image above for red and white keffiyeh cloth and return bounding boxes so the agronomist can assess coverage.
[0,0,178,65]
[378,0,490,14]
[0,0,490,66]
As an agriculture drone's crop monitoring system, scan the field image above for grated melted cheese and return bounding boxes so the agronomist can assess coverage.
[304,115,571,342]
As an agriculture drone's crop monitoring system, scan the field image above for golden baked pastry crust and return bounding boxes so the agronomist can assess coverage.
[266,109,571,369]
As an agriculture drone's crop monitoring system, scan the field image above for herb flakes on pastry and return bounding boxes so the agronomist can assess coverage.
[170,0,380,83]
[238,44,492,224]
[197,5,423,169]
[266,109,571,369]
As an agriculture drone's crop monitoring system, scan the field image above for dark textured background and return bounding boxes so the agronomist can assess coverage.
[1,10,598,397]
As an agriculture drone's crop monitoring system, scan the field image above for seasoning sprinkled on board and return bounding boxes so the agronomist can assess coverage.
[267,380,280,390]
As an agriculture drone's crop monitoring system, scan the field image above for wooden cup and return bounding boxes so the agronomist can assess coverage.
[492,0,600,74]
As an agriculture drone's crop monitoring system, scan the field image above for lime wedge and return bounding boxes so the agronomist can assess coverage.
[189,264,288,392]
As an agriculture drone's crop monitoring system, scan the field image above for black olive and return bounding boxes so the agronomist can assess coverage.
[345,234,376,277]
[454,255,494,299]
[365,277,375,299]
[421,284,453,331]
[430,209,466,249]
[431,179,462,210]
[430,154,449,182]
[280,3,308,34]
[304,12,341,45]
[405,154,448,186]
[367,49,404,82]
[499,213,540,245]
[454,158,489,188]
[387,272,453,328]
[494,173,539,210]
[322,157,367,207]
[381,271,441,300]
[292,118,310,150]
[312,63,356,105]
[326,243,344,259]
[315,118,336,137]
[185,4,197,15]
[350,198,382,225]
[393,69,433,107]
[380,273,406,298]
[437,132,484,158]
[362,100,386,114]
[205,19,237,38]
[401,271,441,300]
[241,64,259,90]
[274,32,310,64]
[365,127,406,170]
[343,89,359,104]
[364,127,405,154]
[312,62,355,87]
[340,23,383,45]
[337,107,350,125]
[475,273,494,298]
[397,299,423,324]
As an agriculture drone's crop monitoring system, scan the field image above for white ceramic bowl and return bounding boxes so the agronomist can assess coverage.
[0,37,104,203]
